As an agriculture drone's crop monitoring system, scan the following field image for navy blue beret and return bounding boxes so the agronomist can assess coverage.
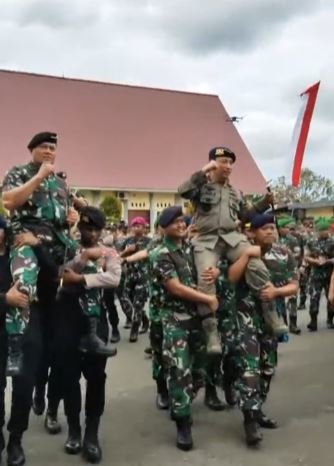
[158,206,184,228]
[28,132,58,151]
[208,146,236,163]
[250,213,275,230]
[0,216,7,230]
[79,206,106,230]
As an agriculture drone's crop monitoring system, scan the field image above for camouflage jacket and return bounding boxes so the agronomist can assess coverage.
[237,243,298,321]
[2,162,71,233]
[149,237,197,320]
[305,235,334,279]
[279,234,302,265]
[122,235,151,279]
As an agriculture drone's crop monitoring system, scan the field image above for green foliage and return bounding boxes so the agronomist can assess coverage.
[271,168,334,204]
[99,194,122,224]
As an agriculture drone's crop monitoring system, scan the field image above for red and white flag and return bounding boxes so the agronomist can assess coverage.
[290,81,320,187]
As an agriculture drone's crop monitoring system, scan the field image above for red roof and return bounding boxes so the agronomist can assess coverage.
[0,70,265,193]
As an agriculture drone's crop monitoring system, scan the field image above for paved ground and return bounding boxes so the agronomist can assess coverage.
[4,301,334,466]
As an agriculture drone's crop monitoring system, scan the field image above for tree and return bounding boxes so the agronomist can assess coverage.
[99,194,122,224]
[270,168,334,204]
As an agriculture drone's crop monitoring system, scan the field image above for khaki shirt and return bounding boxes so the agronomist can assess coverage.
[178,170,269,249]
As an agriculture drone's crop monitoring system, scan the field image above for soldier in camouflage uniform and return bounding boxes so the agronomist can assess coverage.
[120,217,151,342]
[304,218,334,331]
[226,213,298,446]
[278,217,302,334]
[150,206,218,451]
[1,132,79,375]
[178,146,286,356]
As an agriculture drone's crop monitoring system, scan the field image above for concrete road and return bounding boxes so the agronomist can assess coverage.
[4,301,334,466]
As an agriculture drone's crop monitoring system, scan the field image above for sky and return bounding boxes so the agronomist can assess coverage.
[0,0,332,182]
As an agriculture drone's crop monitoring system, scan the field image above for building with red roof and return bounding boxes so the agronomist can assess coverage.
[0,69,265,224]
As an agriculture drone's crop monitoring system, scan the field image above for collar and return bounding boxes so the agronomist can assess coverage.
[163,236,183,252]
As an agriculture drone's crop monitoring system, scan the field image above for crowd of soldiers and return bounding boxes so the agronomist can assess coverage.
[0,132,334,465]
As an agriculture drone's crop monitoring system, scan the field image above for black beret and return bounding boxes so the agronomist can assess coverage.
[250,213,275,230]
[159,206,184,228]
[27,132,58,151]
[208,146,236,163]
[79,206,106,230]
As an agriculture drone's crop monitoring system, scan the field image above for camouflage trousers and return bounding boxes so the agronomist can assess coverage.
[149,320,164,383]
[287,295,298,318]
[221,310,277,413]
[120,273,148,325]
[7,245,39,335]
[162,315,206,420]
[309,274,332,317]
[299,267,310,306]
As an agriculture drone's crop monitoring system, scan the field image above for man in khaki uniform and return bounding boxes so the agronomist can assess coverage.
[178,146,288,353]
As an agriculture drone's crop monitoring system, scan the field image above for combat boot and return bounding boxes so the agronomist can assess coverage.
[123,317,132,329]
[7,433,25,466]
[258,410,278,429]
[204,383,225,411]
[110,327,120,343]
[243,411,262,447]
[0,430,4,465]
[44,410,61,435]
[175,418,193,451]
[261,301,288,336]
[289,316,301,335]
[129,321,140,343]
[32,389,45,416]
[202,317,222,354]
[156,378,169,410]
[326,311,334,329]
[307,314,318,332]
[64,417,82,455]
[223,379,238,407]
[6,335,24,377]
[139,313,149,334]
[82,417,102,464]
[79,317,117,357]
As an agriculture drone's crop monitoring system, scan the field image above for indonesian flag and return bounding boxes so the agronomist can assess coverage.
[290,81,320,187]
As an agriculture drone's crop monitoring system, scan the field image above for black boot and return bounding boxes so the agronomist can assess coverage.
[298,300,306,310]
[155,378,169,410]
[79,317,117,357]
[64,418,82,455]
[7,434,25,466]
[123,317,132,329]
[0,430,4,465]
[110,327,121,343]
[289,316,301,335]
[144,346,152,356]
[204,383,225,411]
[223,379,237,407]
[44,410,61,435]
[176,418,193,451]
[243,411,262,447]
[6,335,24,377]
[82,417,102,464]
[32,390,45,416]
[326,312,334,329]
[129,321,140,343]
[139,313,149,334]
[258,410,278,429]
[307,314,318,332]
